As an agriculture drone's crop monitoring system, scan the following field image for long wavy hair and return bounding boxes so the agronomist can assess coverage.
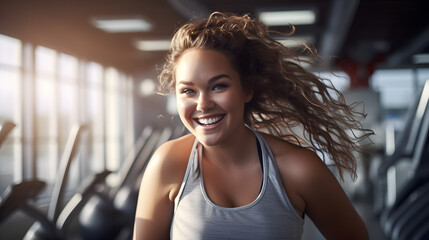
[159,12,373,181]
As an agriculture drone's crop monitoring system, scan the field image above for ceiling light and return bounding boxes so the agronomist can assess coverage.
[135,40,171,51]
[258,10,316,26]
[91,17,152,33]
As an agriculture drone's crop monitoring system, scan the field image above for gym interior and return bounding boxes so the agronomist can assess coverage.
[1,0,429,239]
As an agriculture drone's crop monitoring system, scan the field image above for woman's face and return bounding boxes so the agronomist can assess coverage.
[175,48,252,146]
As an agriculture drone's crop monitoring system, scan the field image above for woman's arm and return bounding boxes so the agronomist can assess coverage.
[133,138,190,240]
[267,135,369,240]
[284,149,368,240]
[301,152,368,239]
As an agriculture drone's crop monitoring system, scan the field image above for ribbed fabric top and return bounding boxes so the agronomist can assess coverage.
[170,129,304,240]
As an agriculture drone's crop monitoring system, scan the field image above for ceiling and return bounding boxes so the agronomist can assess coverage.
[0,0,428,78]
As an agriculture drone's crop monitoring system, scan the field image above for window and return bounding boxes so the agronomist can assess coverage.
[35,46,58,184]
[0,34,135,196]
[0,35,22,191]
[85,62,105,173]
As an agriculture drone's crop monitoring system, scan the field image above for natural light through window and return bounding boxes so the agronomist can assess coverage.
[86,62,105,173]
[105,67,121,173]
[0,34,22,188]
[0,34,21,67]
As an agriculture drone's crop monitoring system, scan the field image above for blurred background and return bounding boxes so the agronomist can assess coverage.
[0,0,429,239]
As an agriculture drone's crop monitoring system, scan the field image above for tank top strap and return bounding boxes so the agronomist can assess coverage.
[173,137,199,212]
[251,128,304,220]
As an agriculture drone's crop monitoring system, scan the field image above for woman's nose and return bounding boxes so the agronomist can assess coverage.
[196,93,215,112]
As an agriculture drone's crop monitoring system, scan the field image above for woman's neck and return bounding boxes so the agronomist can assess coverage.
[201,126,258,169]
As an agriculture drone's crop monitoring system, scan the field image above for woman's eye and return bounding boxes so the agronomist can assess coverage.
[212,84,228,91]
[181,88,195,94]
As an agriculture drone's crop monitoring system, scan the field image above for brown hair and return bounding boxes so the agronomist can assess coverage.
[159,12,373,180]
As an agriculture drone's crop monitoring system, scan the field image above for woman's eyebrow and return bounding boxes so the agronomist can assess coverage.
[176,80,194,86]
[208,74,232,84]
[177,74,232,86]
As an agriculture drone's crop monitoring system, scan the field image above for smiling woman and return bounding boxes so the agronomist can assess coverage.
[174,48,252,147]
[134,12,373,240]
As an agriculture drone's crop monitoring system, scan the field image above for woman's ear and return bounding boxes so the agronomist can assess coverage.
[245,87,254,103]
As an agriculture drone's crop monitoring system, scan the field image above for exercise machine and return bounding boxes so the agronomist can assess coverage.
[374,80,429,240]
[0,124,108,240]
[78,127,167,239]
[78,125,185,240]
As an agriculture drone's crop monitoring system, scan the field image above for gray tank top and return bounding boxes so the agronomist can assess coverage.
[170,129,304,240]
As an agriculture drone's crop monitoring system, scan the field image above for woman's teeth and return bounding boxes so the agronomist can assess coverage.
[197,116,223,126]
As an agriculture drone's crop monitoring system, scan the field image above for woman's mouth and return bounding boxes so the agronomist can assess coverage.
[194,115,224,126]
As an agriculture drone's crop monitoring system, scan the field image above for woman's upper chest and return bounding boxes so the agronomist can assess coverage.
[201,154,264,208]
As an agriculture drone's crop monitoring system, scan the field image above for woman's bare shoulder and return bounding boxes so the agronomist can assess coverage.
[144,134,195,199]
[261,133,328,184]
[134,134,196,239]
[154,133,195,161]
[150,133,195,173]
